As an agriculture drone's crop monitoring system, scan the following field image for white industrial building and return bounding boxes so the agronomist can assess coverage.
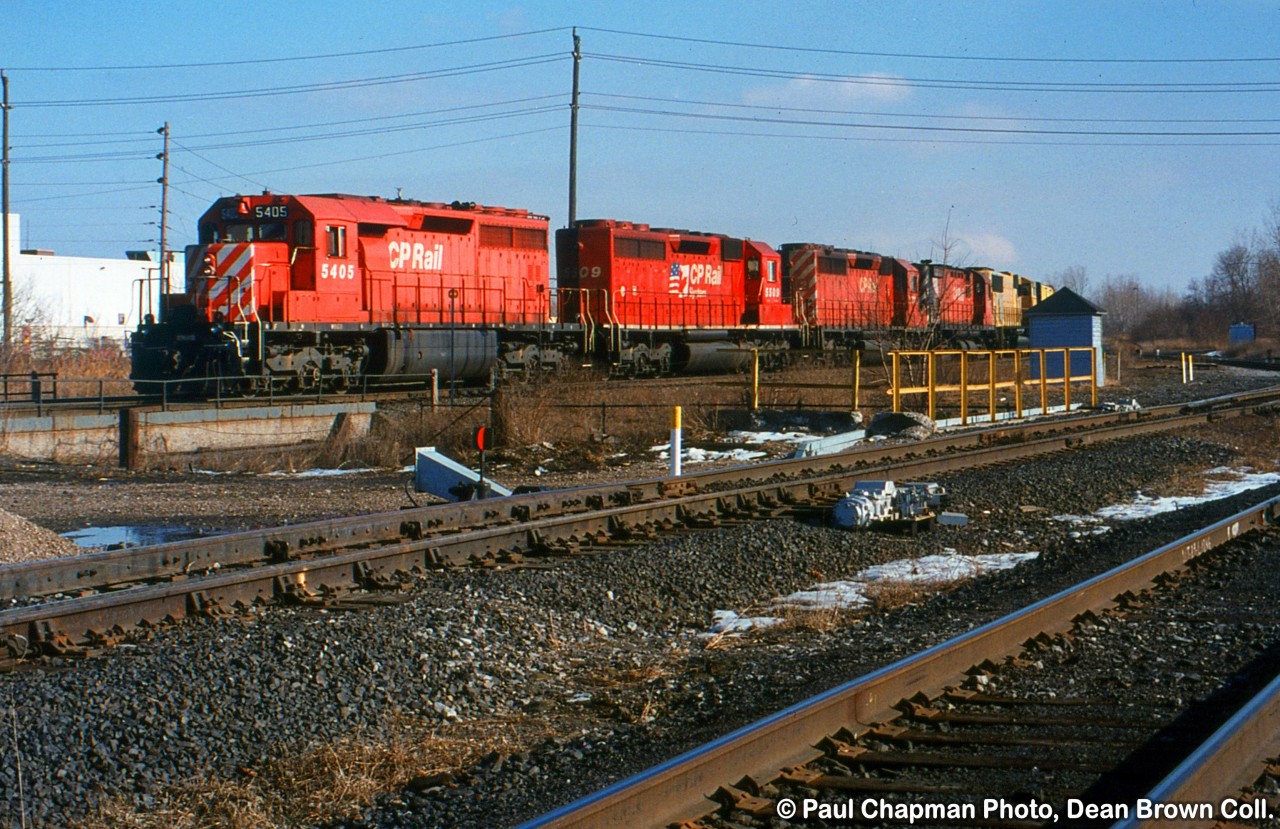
[2,213,183,351]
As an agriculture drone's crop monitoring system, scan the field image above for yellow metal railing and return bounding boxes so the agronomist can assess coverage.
[889,347,1097,423]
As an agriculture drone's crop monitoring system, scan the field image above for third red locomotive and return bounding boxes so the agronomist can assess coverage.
[130,191,1053,393]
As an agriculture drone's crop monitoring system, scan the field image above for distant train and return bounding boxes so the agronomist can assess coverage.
[129,192,1053,393]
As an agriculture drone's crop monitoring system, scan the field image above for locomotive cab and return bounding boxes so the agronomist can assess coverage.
[741,241,790,326]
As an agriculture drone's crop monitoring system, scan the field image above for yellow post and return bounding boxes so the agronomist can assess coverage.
[1181,352,1187,384]
[891,351,901,412]
[959,351,969,425]
[671,405,682,477]
[1063,349,1071,411]
[988,351,997,422]
[1039,349,1048,412]
[1090,346,1098,407]
[751,348,760,410]
[851,349,861,411]
[1013,350,1023,418]
[927,351,937,421]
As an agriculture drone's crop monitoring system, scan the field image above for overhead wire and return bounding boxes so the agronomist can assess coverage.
[584,102,1280,137]
[588,91,1280,126]
[21,54,567,107]
[8,27,573,71]
[585,52,1280,94]
[12,22,1280,256]
[577,25,1280,65]
[583,120,1280,148]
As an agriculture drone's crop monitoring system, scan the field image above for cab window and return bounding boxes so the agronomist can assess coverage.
[326,225,347,258]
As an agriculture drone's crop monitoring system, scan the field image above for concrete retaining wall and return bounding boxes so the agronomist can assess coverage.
[0,402,375,466]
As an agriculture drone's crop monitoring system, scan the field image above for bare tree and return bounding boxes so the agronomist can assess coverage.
[1051,265,1090,298]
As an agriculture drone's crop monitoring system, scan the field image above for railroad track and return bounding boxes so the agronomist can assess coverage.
[521,497,1280,829]
[3,384,1280,671]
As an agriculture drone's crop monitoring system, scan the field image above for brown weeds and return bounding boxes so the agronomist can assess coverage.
[861,576,971,613]
[83,714,564,829]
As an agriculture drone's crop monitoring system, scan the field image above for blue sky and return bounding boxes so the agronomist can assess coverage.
[4,1,1280,294]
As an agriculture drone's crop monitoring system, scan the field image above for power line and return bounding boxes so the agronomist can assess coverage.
[11,124,567,202]
[171,154,267,194]
[12,94,567,145]
[172,106,564,152]
[588,91,1280,126]
[21,54,566,108]
[8,180,153,186]
[587,102,1280,137]
[11,184,158,204]
[7,28,572,71]
[584,119,1280,148]
[13,105,563,164]
[579,25,1280,65]
[586,52,1280,94]
[174,94,566,140]
[231,125,566,177]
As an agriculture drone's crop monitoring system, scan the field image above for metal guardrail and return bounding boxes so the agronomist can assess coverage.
[890,347,1099,423]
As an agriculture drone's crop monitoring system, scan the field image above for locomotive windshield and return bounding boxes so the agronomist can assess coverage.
[199,222,288,243]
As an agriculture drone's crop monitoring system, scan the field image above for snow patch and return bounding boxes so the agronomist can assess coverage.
[1053,467,1280,529]
[708,548,1039,635]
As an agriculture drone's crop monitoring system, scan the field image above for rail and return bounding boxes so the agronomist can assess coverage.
[1120,671,1280,828]
[519,496,1280,828]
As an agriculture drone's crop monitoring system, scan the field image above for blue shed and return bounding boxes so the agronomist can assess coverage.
[1228,322,1256,345]
[1025,288,1105,387]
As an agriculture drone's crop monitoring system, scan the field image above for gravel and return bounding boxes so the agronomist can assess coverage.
[0,507,82,563]
[0,364,1277,828]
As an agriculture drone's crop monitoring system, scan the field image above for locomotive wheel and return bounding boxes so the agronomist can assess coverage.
[287,360,322,394]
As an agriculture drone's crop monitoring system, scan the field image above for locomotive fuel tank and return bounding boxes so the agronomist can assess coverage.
[367,328,497,381]
[673,340,753,373]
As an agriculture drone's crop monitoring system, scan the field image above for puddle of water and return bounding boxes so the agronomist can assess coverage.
[62,525,205,549]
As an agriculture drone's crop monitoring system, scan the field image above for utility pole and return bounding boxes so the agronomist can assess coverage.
[157,123,170,307]
[568,28,581,227]
[2,71,11,350]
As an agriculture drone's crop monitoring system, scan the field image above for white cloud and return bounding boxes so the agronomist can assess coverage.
[742,73,912,108]
[960,232,1018,267]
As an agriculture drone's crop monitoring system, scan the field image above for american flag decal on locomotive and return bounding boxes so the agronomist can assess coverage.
[187,243,259,323]
[668,261,684,295]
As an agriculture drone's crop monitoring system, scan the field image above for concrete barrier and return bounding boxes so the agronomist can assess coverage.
[0,402,375,467]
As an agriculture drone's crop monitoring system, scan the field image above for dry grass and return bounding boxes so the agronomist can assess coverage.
[1144,415,1280,500]
[768,603,864,633]
[0,342,132,399]
[861,576,972,613]
[82,714,565,829]
[1212,414,1280,472]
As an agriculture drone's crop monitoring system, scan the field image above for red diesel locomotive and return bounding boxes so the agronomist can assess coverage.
[132,193,558,392]
[130,192,1051,392]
